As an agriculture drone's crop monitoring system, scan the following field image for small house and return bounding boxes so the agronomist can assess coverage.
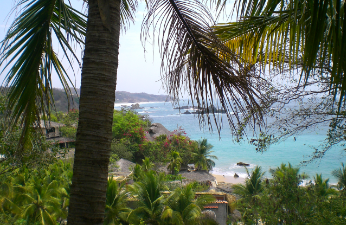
[196,191,229,225]
[36,120,75,148]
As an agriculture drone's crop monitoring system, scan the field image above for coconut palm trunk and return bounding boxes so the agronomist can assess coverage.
[67,0,121,224]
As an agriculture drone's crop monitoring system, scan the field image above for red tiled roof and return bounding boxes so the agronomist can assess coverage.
[204,206,218,209]
[214,200,228,204]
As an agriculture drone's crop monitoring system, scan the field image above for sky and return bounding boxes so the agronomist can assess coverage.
[0,0,165,95]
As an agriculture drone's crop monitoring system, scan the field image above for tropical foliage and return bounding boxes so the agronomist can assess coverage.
[2,155,346,224]
[0,0,86,145]
[110,110,215,172]
[332,163,346,193]
[233,166,265,201]
[0,161,72,224]
[167,151,182,175]
[0,95,62,178]
[0,159,219,225]
[162,184,216,225]
[194,139,218,171]
[104,177,130,225]
[213,0,346,161]
[51,109,79,139]
[215,0,345,104]
[126,169,217,225]
[127,171,168,224]
[233,163,346,224]
[3,0,345,222]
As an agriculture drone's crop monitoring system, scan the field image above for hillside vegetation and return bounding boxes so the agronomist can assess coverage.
[52,88,169,112]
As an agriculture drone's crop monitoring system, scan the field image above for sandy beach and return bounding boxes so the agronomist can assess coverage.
[212,174,246,185]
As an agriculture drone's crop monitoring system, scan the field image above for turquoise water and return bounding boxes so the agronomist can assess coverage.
[115,102,346,184]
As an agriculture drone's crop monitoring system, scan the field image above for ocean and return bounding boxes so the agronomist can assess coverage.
[114,101,346,185]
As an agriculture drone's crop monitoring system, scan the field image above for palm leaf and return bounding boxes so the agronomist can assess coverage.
[120,0,138,31]
[332,163,346,191]
[0,0,86,152]
[214,0,346,106]
[142,0,268,134]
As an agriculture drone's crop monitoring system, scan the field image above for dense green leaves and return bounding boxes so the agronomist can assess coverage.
[110,110,211,170]
[162,184,216,225]
[332,163,346,192]
[0,0,86,146]
[0,95,62,176]
[167,151,182,175]
[127,170,216,225]
[194,139,217,171]
[233,166,265,201]
[214,0,346,106]
[104,178,130,225]
[0,161,72,224]
[234,163,346,224]
[127,171,168,224]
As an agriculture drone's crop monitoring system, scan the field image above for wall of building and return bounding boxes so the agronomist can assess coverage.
[205,203,228,225]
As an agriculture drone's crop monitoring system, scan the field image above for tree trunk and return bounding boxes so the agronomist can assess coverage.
[67,0,120,224]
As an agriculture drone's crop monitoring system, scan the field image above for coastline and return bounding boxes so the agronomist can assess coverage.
[113,101,346,184]
[212,173,246,185]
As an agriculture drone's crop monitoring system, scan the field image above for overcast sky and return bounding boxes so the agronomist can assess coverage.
[0,0,165,95]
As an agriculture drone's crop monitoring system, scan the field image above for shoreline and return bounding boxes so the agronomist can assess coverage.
[212,173,246,185]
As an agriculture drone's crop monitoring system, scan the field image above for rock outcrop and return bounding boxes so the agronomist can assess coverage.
[237,162,250,166]
[130,103,143,109]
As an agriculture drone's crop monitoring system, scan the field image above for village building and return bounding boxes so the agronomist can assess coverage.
[36,120,75,148]
[196,191,229,225]
[159,191,229,225]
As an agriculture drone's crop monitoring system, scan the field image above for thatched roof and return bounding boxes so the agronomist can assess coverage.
[178,171,216,182]
[39,120,65,128]
[145,123,173,141]
[115,158,135,176]
[47,137,75,143]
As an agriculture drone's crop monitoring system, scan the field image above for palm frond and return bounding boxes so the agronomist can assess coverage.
[142,0,268,134]
[332,163,346,191]
[214,0,346,106]
[120,0,138,31]
[0,0,86,152]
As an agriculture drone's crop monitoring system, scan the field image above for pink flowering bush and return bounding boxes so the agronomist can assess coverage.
[111,110,198,166]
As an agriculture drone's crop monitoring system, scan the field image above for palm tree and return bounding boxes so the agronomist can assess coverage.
[0,0,86,147]
[131,163,143,182]
[162,184,216,225]
[214,0,346,103]
[269,163,309,223]
[271,163,307,189]
[104,177,130,225]
[232,166,265,224]
[127,171,168,225]
[167,151,182,175]
[2,0,267,223]
[332,163,346,192]
[313,173,337,198]
[233,166,265,201]
[194,139,218,171]
[142,157,154,172]
[17,178,64,225]
[0,181,21,217]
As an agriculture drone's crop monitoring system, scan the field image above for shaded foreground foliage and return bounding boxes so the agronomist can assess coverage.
[233,164,346,224]
[2,160,346,224]
[0,160,216,225]
[0,95,64,178]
